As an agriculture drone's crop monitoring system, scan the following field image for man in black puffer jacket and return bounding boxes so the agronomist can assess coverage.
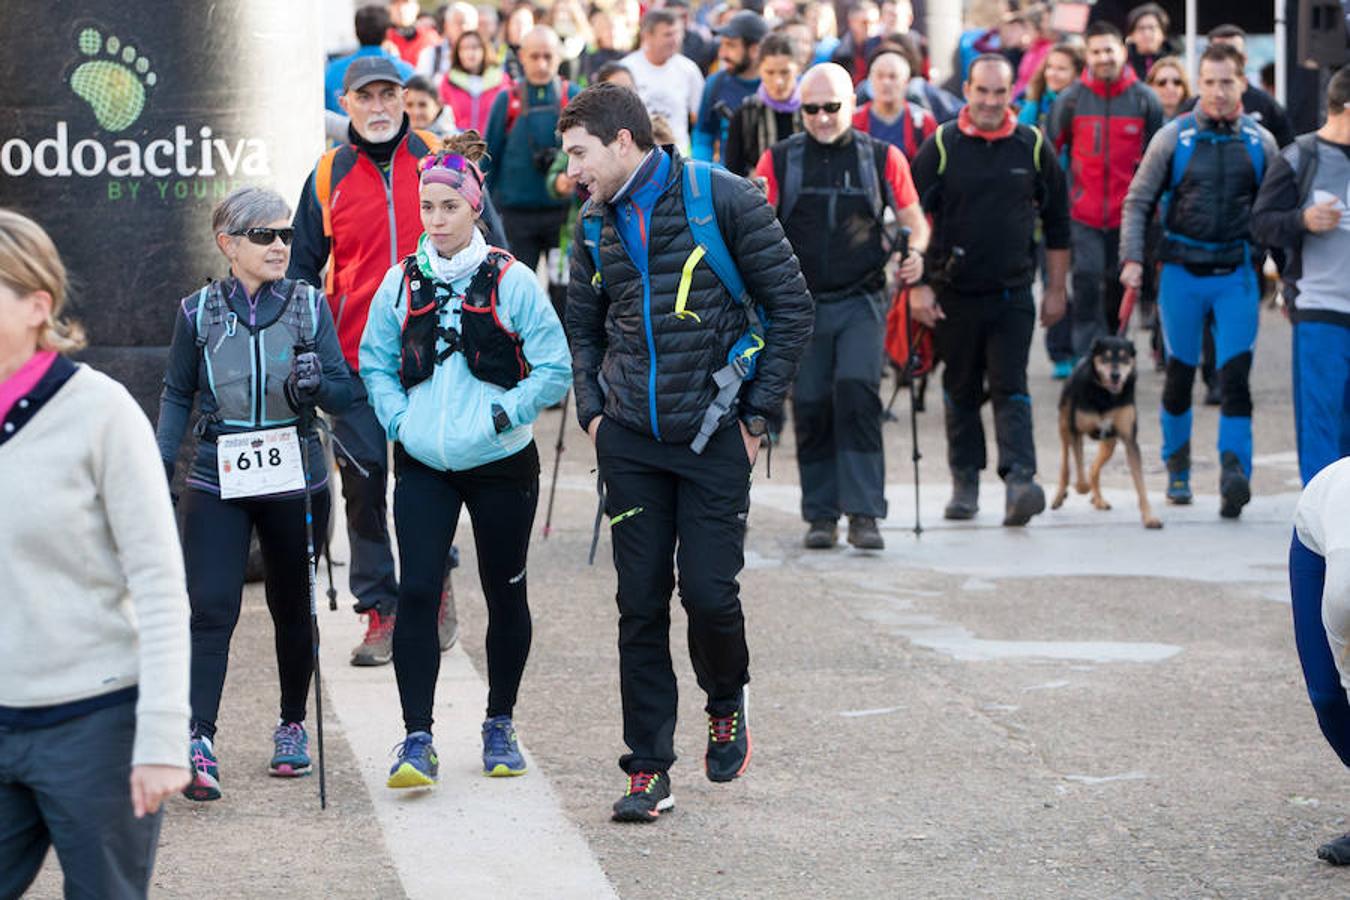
[559,82,812,823]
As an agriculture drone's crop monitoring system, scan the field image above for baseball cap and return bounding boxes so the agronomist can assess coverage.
[715,10,769,44]
[344,56,406,93]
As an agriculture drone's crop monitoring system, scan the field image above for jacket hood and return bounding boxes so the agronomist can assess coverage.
[1082,63,1139,99]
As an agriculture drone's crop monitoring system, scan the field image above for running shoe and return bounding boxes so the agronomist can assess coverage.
[184,735,221,802]
[387,731,439,789]
[1166,472,1193,505]
[481,716,528,776]
[611,771,674,822]
[269,722,312,777]
[351,610,395,667]
[705,686,752,783]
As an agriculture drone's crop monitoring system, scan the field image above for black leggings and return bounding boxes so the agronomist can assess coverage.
[182,487,330,740]
[392,443,540,734]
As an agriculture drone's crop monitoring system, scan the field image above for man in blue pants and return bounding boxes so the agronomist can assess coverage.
[1119,43,1278,517]
[1252,64,1350,485]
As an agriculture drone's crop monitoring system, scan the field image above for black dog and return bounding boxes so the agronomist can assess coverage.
[1051,335,1161,529]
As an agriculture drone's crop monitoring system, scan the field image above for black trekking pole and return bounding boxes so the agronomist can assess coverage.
[294,345,328,810]
[897,227,923,537]
[542,389,570,538]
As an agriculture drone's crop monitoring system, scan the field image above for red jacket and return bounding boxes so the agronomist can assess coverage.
[1049,66,1163,229]
[386,26,439,66]
[289,129,437,369]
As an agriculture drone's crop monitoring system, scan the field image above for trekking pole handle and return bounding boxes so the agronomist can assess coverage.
[897,226,912,285]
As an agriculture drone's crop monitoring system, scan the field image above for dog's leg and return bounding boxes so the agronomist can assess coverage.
[1053,412,1071,509]
[1072,432,1089,494]
[1124,436,1163,529]
[1089,437,1116,510]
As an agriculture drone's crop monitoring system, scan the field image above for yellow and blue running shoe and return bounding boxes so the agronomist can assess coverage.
[481,716,527,776]
[387,731,438,789]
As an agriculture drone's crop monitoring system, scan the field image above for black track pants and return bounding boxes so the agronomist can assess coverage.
[182,487,330,739]
[934,287,1038,478]
[391,443,540,734]
[597,419,752,774]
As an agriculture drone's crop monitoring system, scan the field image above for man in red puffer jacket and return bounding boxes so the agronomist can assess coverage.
[1049,20,1162,358]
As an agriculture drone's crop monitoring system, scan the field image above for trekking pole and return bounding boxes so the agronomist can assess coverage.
[1117,286,1138,338]
[294,346,328,811]
[324,543,339,612]
[542,390,570,538]
[897,227,923,537]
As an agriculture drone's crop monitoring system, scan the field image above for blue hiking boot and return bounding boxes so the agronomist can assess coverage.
[482,716,527,777]
[269,722,312,777]
[184,735,221,802]
[387,731,439,789]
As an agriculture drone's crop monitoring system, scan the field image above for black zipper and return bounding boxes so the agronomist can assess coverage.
[1102,91,1111,226]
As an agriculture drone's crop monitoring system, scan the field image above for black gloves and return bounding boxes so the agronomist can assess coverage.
[285,351,322,409]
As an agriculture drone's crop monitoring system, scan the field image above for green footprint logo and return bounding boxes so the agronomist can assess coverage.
[69,27,157,132]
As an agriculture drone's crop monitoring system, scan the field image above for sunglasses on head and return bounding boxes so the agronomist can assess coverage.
[801,101,843,115]
[419,152,473,174]
[231,227,293,246]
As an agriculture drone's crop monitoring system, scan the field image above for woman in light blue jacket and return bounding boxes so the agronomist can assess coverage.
[359,132,570,789]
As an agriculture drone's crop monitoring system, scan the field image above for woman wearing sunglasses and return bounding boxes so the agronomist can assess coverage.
[1145,57,1191,122]
[156,186,353,801]
[359,133,570,788]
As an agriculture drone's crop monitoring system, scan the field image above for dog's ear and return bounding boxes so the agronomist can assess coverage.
[1090,336,1107,355]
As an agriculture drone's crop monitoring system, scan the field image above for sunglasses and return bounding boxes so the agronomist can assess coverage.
[801,101,843,115]
[1152,78,1182,87]
[231,227,294,246]
[419,152,473,174]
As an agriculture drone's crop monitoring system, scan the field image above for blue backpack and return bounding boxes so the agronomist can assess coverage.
[580,159,768,452]
[1162,112,1266,253]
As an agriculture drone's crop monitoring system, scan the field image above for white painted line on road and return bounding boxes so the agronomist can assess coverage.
[1063,771,1149,785]
[319,521,617,900]
[839,705,907,718]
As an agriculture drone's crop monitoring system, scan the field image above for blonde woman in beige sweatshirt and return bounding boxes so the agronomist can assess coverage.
[0,209,191,899]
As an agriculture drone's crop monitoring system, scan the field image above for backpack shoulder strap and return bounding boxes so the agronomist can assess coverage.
[580,200,605,289]
[1294,133,1322,206]
[315,147,342,238]
[1236,114,1266,182]
[854,132,885,221]
[682,160,746,304]
[1169,113,1199,189]
[935,121,951,176]
[779,133,807,223]
[192,284,214,348]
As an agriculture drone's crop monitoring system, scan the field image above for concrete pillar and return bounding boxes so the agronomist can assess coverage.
[0,1,324,413]
[924,0,965,87]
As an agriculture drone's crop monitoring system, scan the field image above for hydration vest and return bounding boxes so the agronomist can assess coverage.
[194,279,318,428]
[579,158,767,453]
[1161,113,1266,260]
[399,248,530,391]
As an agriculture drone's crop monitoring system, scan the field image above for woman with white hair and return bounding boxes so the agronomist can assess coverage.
[0,208,190,898]
[156,186,353,801]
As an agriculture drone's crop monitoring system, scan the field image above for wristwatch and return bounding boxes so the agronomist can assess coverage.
[491,403,511,434]
[741,414,768,437]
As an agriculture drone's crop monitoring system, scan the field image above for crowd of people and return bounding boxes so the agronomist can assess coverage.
[3,0,1350,894]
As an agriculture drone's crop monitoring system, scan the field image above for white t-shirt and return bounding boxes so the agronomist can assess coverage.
[621,50,705,151]
[1295,457,1350,557]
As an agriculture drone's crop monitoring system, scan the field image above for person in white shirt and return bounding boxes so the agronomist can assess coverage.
[621,8,705,150]
[1290,457,1350,865]
[0,208,190,899]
